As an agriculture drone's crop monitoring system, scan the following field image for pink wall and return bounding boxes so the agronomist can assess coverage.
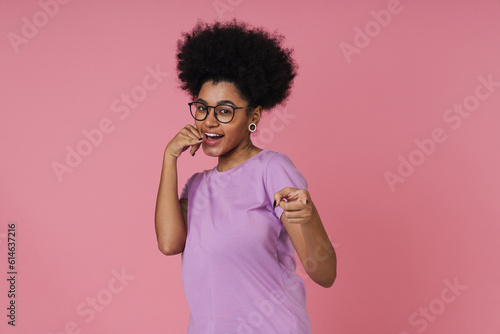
[1,0,499,333]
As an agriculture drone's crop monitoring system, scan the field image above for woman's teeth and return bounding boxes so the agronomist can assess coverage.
[205,133,224,138]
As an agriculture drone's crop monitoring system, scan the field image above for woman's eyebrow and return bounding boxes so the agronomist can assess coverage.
[195,98,237,106]
[216,100,236,106]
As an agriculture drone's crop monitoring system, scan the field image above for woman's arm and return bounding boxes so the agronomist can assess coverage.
[154,124,202,255]
[154,153,187,255]
[275,188,337,288]
[295,200,337,288]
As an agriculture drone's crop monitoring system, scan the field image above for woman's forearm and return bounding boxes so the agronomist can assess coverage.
[154,152,187,255]
[301,202,337,288]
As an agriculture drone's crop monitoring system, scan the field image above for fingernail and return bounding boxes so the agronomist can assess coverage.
[273,200,276,209]
[192,151,195,156]
[199,138,203,140]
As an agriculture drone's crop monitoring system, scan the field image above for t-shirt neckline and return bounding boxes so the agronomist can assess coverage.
[213,149,269,175]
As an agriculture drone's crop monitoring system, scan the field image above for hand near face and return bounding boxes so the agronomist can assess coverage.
[165,123,203,158]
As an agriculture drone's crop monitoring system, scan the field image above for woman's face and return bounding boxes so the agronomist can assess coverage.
[195,80,255,157]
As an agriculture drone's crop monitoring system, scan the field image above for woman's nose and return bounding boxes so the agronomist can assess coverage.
[204,107,219,125]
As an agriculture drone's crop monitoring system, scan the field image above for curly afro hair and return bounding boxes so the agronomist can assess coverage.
[176,19,297,111]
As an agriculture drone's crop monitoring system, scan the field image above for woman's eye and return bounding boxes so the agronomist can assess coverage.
[218,106,233,114]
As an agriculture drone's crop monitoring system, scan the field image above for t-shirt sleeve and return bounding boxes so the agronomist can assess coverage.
[180,172,202,199]
[265,153,308,220]
[180,175,192,200]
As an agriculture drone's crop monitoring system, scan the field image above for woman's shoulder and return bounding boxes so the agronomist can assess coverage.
[261,149,295,165]
[184,168,211,185]
[261,149,308,191]
[258,149,301,176]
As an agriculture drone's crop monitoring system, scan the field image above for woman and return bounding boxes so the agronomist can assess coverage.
[155,20,337,333]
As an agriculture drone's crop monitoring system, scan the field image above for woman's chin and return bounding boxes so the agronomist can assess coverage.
[202,145,222,157]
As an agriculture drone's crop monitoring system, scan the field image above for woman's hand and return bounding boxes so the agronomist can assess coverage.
[165,124,203,158]
[273,187,313,224]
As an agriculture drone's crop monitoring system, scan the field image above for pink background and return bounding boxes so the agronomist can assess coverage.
[1,0,499,333]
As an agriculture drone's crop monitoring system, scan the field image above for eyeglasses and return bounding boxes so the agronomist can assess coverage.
[188,101,245,123]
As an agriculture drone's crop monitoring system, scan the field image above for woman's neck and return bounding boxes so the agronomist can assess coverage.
[217,141,262,172]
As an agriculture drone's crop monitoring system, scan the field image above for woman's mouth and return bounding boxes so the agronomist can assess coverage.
[204,133,224,145]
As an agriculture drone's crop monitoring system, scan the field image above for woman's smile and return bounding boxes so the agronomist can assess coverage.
[203,132,225,145]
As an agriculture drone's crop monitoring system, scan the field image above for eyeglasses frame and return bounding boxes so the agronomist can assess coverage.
[188,101,247,124]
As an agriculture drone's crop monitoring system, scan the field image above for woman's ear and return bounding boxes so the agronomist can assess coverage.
[250,106,262,125]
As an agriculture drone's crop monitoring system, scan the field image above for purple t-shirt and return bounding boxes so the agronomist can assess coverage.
[180,149,311,334]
